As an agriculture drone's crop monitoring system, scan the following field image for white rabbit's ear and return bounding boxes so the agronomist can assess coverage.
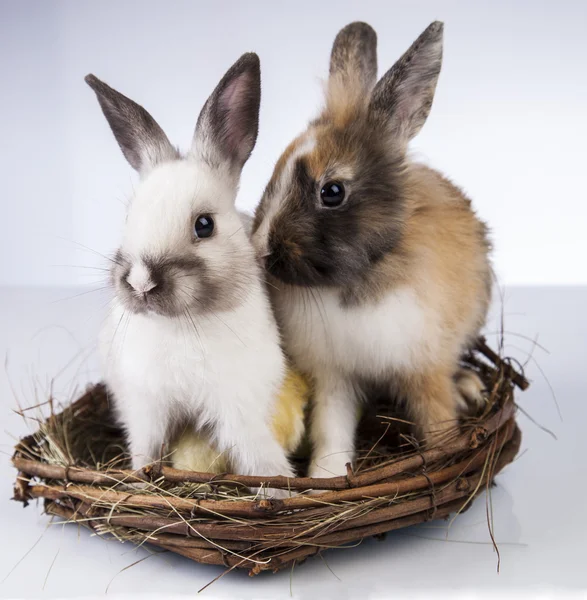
[369,21,443,145]
[85,74,178,174]
[192,53,261,176]
[329,22,378,95]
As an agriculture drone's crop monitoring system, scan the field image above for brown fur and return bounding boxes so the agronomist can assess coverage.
[252,21,492,460]
[350,164,491,311]
[329,22,378,94]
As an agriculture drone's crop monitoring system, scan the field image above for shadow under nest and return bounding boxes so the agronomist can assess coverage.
[12,337,527,576]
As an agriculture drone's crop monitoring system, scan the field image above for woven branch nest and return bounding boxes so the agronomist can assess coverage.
[12,338,527,576]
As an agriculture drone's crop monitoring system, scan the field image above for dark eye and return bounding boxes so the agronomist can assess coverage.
[320,181,345,207]
[194,215,214,239]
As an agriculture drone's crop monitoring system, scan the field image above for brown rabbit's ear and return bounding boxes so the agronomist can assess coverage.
[192,53,261,176]
[369,21,443,144]
[85,75,178,174]
[328,22,378,95]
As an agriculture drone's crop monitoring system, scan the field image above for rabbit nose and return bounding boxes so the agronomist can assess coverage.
[126,263,157,295]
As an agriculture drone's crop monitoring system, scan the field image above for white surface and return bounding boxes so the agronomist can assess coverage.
[1,285,586,598]
[2,0,587,287]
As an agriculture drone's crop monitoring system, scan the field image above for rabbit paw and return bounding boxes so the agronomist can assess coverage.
[252,486,297,500]
[455,368,487,414]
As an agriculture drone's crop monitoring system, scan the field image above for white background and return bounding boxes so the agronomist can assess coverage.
[1,2,587,599]
[1,0,587,288]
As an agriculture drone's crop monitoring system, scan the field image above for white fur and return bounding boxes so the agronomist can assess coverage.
[276,286,439,377]
[254,133,316,257]
[271,284,444,478]
[100,161,295,485]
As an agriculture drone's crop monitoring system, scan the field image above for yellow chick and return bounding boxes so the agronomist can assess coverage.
[171,367,311,473]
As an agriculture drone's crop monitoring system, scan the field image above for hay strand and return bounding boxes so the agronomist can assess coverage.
[11,339,525,574]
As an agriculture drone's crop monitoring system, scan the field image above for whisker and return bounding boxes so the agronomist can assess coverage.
[228,226,244,240]
[50,264,111,272]
[54,237,122,266]
[50,287,110,304]
[106,309,127,367]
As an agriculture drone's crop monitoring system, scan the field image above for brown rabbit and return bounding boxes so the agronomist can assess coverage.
[251,21,492,478]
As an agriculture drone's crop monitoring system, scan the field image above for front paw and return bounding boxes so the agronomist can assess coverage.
[268,487,297,500]
[251,486,297,500]
[308,455,350,479]
[455,368,487,415]
[118,481,150,492]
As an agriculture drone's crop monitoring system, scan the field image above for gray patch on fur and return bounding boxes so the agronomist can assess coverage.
[111,250,255,318]
[85,74,179,172]
[330,22,378,92]
[261,130,407,290]
[369,21,443,142]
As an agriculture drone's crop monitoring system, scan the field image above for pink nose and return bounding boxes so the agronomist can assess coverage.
[126,264,157,294]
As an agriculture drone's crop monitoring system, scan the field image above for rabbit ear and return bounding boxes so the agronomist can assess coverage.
[369,21,443,144]
[85,75,178,174]
[329,22,378,94]
[192,53,261,176]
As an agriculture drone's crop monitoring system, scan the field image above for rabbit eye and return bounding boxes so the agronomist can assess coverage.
[320,181,345,207]
[194,215,214,239]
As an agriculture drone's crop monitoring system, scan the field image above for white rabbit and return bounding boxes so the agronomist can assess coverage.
[87,54,296,490]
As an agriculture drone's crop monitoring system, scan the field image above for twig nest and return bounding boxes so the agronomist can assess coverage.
[12,338,526,575]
